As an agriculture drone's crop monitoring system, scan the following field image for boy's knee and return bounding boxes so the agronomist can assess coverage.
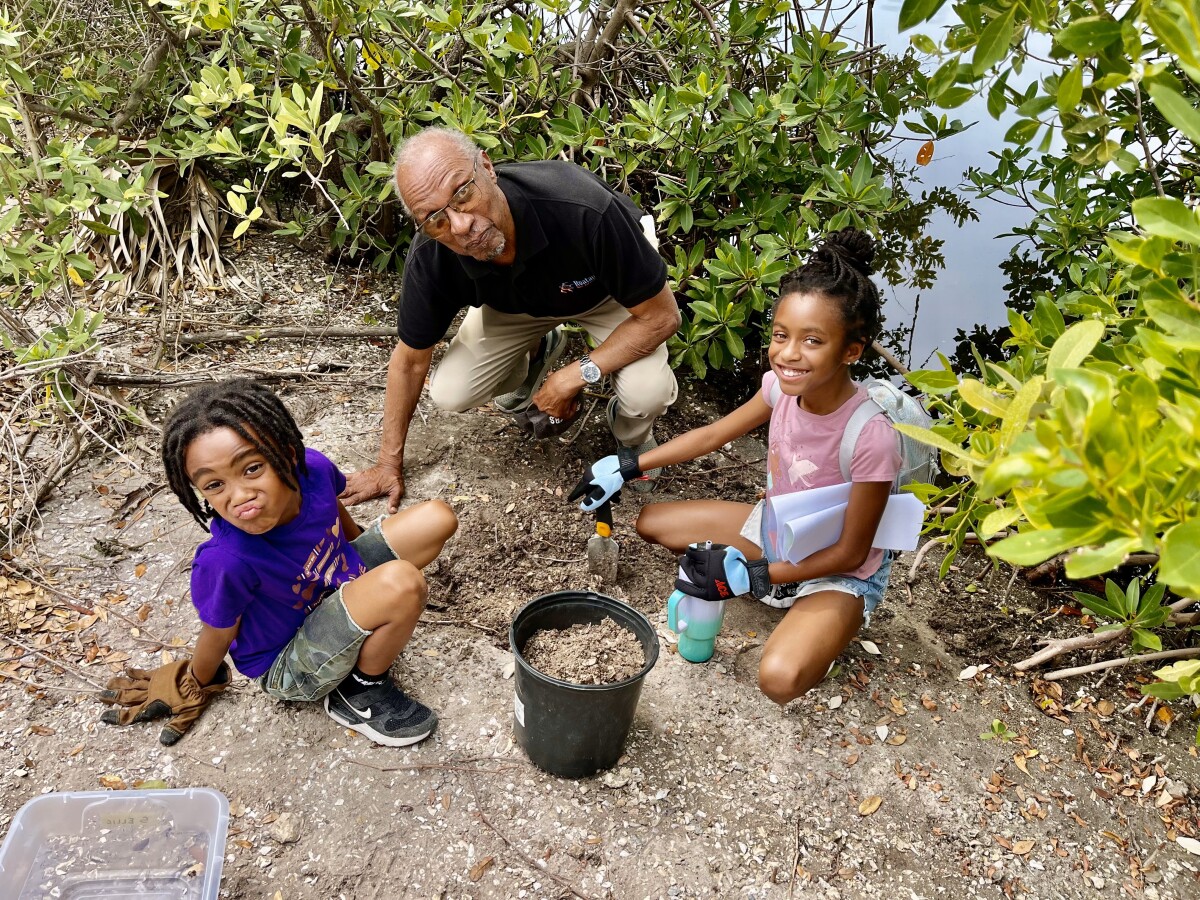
[424,499,458,539]
[376,560,429,611]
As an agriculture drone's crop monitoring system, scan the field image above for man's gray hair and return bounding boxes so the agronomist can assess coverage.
[392,127,481,215]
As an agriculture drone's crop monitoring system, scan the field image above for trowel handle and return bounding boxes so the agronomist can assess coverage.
[595,500,613,530]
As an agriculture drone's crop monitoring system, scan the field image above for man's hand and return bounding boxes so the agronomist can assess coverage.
[531,366,584,420]
[99,659,231,746]
[341,464,406,513]
[675,542,771,602]
[568,448,642,511]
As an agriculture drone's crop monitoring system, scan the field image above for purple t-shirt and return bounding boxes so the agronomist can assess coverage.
[190,448,367,678]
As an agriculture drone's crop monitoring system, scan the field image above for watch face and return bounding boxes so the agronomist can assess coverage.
[581,359,601,383]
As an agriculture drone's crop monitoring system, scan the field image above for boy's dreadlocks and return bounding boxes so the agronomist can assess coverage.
[161,379,308,529]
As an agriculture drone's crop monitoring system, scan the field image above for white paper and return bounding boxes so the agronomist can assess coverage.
[767,489,925,564]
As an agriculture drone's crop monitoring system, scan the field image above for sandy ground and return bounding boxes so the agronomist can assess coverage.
[2,239,1198,899]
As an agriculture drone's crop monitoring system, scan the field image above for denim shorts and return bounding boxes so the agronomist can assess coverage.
[739,500,893,624]
[258,518,401,702]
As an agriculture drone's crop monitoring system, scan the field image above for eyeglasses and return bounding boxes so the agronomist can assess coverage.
[414,157,482,237]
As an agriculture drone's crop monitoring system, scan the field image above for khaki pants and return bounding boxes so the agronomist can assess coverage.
[427,298,677,446]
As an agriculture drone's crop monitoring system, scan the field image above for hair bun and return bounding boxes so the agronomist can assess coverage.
[820,227,875,276]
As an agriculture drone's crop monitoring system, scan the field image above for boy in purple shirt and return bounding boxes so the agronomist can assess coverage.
[99,379,457,747]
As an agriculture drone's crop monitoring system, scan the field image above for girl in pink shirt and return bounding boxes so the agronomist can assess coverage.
[572,228,900,704]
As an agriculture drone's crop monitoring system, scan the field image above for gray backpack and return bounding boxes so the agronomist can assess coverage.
[767,377,938,492]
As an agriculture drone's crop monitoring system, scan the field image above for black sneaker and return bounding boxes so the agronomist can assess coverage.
[323,681,438,747]
[762,581,803,609]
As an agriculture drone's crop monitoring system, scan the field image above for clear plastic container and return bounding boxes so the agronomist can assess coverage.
[0,788,228,899]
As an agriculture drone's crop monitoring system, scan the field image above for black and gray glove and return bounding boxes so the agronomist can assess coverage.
[675,542,771,601]
[568,447,642,511]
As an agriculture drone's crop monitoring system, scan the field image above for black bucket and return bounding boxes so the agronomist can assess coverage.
[510,591,659,778]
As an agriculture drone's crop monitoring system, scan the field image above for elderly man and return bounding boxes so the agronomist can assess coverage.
[342,127,681,510]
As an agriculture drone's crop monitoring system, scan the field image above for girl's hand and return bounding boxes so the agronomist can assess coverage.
[568,448,642,511]
[675,542,771,601]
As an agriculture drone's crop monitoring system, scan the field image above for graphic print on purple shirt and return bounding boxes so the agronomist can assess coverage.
[190,448,368,678]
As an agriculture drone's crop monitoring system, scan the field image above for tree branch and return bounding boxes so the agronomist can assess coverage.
[178,325,397,345]
[1014,597,1196,671]
[1044,647,1200,682]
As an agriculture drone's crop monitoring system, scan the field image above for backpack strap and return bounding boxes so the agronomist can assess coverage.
[766,376,783,408]
[838,397,887,482]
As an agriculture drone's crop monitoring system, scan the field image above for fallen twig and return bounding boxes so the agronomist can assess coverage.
[1044,647,1200,682]
[345,754,523,775]
[419,615,502,636]
[178,325,397,345]
[0,672,105,694]
[465,768,597,900]
[91,367,359,388]
[0,634,105,688]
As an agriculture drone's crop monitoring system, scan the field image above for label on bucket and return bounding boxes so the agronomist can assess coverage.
[513,692,525,727]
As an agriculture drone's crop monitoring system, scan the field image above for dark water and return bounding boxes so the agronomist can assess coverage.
[872,2,1038,367]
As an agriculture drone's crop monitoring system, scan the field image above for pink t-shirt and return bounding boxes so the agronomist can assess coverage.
[761,372,901,579]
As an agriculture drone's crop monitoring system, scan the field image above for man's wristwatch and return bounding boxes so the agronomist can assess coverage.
[579,355,602,385]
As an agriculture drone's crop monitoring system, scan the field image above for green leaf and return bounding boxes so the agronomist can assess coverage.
[1072,590,1124,622]
[1143,293,1200,349]
[928,59,959,100]
[990,527,1097,567]
[1047,319,1105,373]
[1004,118,1041,145]
[1054,17,1122,56]
[1057,65,1083,116]
[1160,520,1200,595]
[1147,82,1200,146]
[973,7,1016,75]
[505,30,533,55]
[1131,628,1162,653]
[1065,537,1142,580]
[980,506,1022,537]
[898,0,950,32]
[893,423,969,460]
[957,377,1008,416]
[1133,197,1200,244]
[999,375,1043,450]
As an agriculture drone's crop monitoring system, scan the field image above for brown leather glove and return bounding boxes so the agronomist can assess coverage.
[100,659,231,745]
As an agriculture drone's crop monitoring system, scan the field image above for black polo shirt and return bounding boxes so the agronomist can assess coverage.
[396,161,668,350]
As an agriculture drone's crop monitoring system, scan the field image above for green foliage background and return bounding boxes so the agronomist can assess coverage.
[4,0,1200,719]
[1,0,968,378]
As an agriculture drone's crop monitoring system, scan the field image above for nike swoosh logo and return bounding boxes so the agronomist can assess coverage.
[339,691,371,717]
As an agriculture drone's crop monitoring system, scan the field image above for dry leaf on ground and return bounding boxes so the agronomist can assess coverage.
[858,796,883,816]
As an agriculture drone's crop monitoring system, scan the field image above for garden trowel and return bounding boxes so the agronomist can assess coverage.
[587,499,619,584]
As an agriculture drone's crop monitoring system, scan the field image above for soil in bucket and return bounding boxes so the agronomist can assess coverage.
[510,591,659,779]
[522,618,645,685]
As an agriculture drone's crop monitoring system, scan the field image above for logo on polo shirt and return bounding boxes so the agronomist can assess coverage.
[559,275,596,293]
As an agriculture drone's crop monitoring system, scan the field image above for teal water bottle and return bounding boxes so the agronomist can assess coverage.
[666,589,727,663]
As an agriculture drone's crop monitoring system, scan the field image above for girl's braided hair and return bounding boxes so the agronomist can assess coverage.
[776,227,882,345]
[161,379,307,530]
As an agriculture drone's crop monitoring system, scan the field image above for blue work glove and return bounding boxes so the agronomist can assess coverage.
[568,447,642,512]
[675,542,771,601]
